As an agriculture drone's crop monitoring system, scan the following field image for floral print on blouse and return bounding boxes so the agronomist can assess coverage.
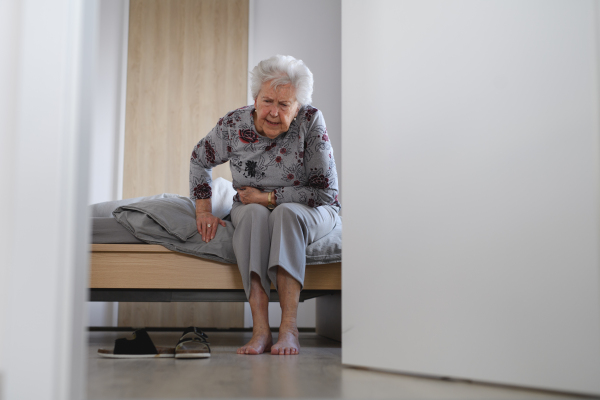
[190,105,340,212]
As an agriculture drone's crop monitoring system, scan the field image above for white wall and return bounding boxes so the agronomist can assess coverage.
[246,0,342,328]
[89,0,128,205]
[88,0,129,327]
[0,0,21,386]
[0,0,97,398]
[342,0,600,395]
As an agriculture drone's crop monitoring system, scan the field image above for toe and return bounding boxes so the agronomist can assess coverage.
[285,348,290,355]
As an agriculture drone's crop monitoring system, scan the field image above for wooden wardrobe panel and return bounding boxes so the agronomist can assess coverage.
[118,302,245,329]
[123,0,248,198]
[120,0,248,328]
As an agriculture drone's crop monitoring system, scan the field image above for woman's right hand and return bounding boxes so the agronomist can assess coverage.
[196,211,226,243]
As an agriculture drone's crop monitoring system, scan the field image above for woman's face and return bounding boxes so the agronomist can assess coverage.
[253,81,300,139]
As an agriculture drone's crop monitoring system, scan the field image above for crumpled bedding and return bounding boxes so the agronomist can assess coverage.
[94,192,342,266]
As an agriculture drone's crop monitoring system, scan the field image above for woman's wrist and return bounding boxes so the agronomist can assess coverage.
[195,198,212,215]
[267,191,276,209]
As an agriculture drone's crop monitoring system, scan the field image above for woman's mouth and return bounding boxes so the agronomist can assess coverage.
[266,119,279,126]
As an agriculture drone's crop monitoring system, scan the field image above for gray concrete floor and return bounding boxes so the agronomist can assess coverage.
[88,331,584,400]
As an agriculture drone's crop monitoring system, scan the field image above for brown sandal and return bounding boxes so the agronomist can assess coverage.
[175,327,211,359]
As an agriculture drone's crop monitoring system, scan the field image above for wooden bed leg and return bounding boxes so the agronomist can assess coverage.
[315,292,341,342]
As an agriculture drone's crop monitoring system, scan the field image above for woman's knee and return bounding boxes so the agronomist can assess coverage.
[236,203,271,223]
[269,203,303,224]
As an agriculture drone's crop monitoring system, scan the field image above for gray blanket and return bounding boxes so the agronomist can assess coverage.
[112,196,341,265]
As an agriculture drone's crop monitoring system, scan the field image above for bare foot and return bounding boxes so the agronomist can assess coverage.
[237,328,273,355]
[271,323,300,355]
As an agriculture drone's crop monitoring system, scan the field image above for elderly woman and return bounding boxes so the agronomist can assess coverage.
[190,55,340,355]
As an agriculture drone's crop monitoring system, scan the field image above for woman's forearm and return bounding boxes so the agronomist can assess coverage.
[236,187,272,207]
[195,198,212,215]
[273,185,338,208]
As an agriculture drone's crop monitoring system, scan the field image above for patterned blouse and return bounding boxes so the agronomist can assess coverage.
[189,105,340,212]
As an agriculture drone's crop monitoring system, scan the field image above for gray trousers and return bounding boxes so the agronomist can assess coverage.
[231,202,337,299]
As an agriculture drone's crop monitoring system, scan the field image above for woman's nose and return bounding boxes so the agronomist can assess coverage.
[269,105,278,116]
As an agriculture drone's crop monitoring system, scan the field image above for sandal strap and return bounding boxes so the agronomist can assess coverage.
[177,326,209,346]
[176,337,211,353]
[114,329,158,355]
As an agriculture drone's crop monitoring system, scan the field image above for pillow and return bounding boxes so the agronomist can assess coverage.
[113,196,198,242]
[89,177,237,219]
[89,193,181,218]
[210,177,236,219]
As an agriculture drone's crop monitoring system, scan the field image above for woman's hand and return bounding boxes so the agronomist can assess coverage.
[237,186,270,206]
[196,211,226,242]
[195,199,226,242]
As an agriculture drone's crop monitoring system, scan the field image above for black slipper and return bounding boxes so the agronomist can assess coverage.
[98,329,175,358]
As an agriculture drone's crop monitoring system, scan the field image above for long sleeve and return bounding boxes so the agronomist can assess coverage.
[273,109,340,210]
[189,119,231,200]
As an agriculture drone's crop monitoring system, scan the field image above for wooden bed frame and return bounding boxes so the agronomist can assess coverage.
[89,244,342,340]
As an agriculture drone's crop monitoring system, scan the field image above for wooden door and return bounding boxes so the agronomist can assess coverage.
[119,0,249,328]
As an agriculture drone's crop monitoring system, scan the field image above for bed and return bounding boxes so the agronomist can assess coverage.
[88,188,342,340]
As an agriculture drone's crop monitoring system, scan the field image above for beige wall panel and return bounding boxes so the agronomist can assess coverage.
[121,0,248,328]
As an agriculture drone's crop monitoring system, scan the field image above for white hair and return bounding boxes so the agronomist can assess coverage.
[250,55,314,106]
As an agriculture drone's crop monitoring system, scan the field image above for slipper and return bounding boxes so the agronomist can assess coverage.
[97,329,175,358]
[175,326,211,359]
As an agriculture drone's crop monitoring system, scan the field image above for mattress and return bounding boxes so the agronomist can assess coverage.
[89,182,341,264]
